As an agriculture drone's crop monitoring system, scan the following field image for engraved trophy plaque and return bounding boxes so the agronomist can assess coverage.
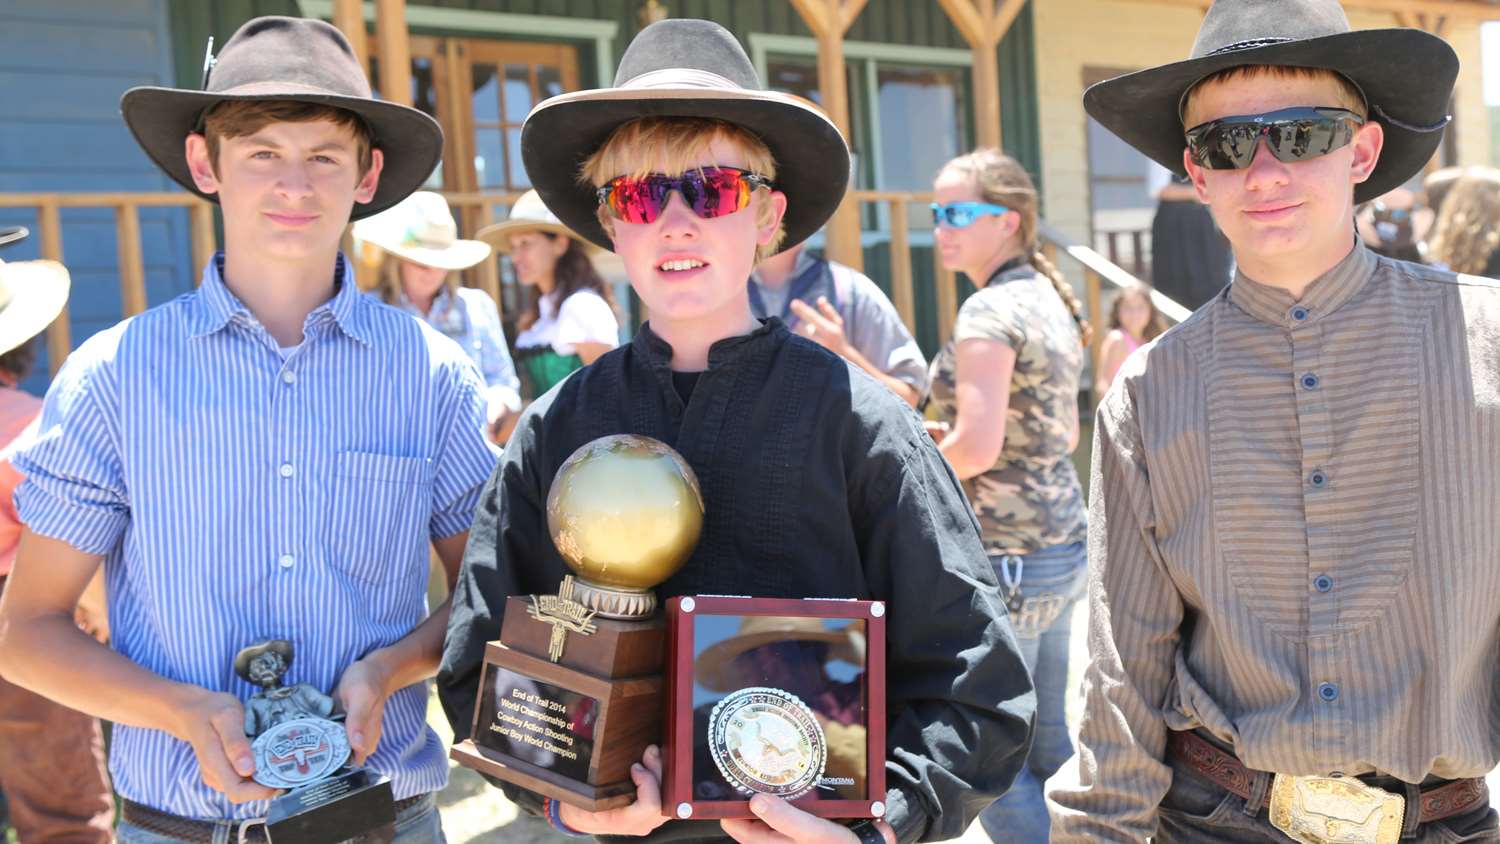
[451,434,704,810]
[663,597,887,821]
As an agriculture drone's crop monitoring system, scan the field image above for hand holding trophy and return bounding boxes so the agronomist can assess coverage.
[235,640,397,842]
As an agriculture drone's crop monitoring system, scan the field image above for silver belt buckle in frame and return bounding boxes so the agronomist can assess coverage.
[1268,773,1404,844]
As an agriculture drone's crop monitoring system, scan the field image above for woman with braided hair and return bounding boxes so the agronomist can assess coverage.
[923,147,1089,844]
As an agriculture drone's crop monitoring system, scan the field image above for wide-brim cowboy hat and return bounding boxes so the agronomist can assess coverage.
[520,18,850,253]
[0,228,71,357]
[233,639,295,682]
[476,189,596,254]
[1084,0,1457,204]
[120,16,442,221]
[351,191,491,271]
[694,616,866,693]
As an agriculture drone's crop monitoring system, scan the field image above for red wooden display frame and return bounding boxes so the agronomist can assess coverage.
[662,595,887,821]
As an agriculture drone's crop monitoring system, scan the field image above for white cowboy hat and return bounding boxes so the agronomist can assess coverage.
[351,191,492,271]
[475,190,594,254]
[0,228,70,357]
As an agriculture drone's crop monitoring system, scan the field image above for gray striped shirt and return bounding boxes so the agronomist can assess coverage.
[1048,243,1500,841]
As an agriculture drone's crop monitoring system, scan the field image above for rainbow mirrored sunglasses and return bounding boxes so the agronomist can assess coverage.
[1185,106,1365,170]
[596,167,774,224]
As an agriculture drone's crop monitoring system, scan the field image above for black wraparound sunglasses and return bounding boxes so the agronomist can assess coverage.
[1185,106,1365,170]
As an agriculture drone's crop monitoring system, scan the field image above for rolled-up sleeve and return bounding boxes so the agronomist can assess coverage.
[855,430,1035,843]
[1046,376,1181,842]
[13,354,129,556]
[429,362,502,539]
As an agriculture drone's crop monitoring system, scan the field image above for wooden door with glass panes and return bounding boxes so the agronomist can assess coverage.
[367,37,580,311]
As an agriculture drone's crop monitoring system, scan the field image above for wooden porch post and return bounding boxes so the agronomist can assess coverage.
[937,0,1027,150]
[374,0,412,106]
[787,0,868,270]
[332,0,368,70]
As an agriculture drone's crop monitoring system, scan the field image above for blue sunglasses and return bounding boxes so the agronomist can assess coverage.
[930,201,1010,228]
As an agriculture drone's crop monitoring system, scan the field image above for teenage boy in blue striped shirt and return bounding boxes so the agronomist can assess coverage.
[0,18,497,842]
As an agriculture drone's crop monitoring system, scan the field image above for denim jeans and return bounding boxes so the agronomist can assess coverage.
[116,792,445,844]
[1155,751,1499,843]
[978,541,1088,844]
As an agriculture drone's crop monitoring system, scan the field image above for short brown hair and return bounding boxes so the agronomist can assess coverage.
[201,99,374,176]
[579,117,784,261]
[1182,65,1367,127]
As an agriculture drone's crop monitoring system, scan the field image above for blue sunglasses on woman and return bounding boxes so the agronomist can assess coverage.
[931,201,1010,228]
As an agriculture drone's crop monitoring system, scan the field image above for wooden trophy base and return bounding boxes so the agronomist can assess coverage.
[451,739,636,811]
[453,595,664,811]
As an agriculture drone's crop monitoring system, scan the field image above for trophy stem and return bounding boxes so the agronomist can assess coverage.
[571,579,656,620]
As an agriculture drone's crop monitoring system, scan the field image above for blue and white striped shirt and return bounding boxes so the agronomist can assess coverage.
[14,254,500,820]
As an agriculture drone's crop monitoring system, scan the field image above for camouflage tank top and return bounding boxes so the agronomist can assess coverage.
[926,262,1088,555]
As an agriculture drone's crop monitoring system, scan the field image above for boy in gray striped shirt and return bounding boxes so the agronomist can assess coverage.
[1049,2,1500,842]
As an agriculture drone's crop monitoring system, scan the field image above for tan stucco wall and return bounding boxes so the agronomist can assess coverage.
[1031,2,1493,249]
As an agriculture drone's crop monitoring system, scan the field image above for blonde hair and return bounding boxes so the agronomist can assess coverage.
[372,253,457,306]
[1426,167,1500,275]
[1182,65,1367,127]
[938,148,1092,346]
[579,117,784,261]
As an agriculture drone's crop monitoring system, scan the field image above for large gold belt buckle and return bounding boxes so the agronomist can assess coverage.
[1269,773,1404,844]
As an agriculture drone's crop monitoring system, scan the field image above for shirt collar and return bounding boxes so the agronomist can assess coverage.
[632,317,785,371]
[1228,240,1376,328]
[190,253,372,346]
[396,286,460,327]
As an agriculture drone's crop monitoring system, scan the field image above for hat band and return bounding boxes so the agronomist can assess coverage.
[1206,37,1294,56]
[621,67,747,92]
[1372,103,1451,134]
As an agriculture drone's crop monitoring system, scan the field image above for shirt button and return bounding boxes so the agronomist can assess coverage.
[282,370,297,385]
[1291,306,1310,322]
[1314,574,1333,593]
[278,554,295,569]
[278,463,295,478]
[1301,372,1320,390]
[1309,470,1328,487]
[1318,682,1339,702]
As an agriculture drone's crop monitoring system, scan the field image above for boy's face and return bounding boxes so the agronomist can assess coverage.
[1183,72,1382,278]
[185,117,383,264]
[606,136,787,329]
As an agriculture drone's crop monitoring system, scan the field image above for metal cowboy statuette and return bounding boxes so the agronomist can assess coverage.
[234,641,397,843]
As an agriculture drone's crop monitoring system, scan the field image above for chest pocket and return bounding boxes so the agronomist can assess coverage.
[325,451,433,584]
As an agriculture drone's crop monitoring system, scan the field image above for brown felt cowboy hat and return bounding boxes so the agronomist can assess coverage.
[0,228,70,357]
[694,616,866,693]
[1084,0,1457,204]
[520,18,851,253]
[120,16,442,221]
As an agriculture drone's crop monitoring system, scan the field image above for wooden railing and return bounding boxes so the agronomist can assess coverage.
[0,189,1186,397]
[0,193,218,376]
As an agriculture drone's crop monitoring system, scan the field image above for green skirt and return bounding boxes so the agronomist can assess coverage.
[515,346,582,399]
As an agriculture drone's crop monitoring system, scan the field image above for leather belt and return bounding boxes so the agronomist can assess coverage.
[122,793,427,843]
[1167,731,1488,825]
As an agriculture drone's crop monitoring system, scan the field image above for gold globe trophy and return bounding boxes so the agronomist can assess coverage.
[451,434,703,810]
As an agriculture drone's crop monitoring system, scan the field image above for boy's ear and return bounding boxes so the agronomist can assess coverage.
[354,148,384,204]
[755,189,789,247]
[184,133,221,195]
[1183,147,1210,204]
[1348,120,1384,187]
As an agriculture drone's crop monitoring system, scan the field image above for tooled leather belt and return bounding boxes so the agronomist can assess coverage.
[1167,731,1487,825]
[121,793,427,843]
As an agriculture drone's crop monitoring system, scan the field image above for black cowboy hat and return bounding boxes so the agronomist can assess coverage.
[1084,0,1457,204]
[120,16,442,220]
[520,18,851,253]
